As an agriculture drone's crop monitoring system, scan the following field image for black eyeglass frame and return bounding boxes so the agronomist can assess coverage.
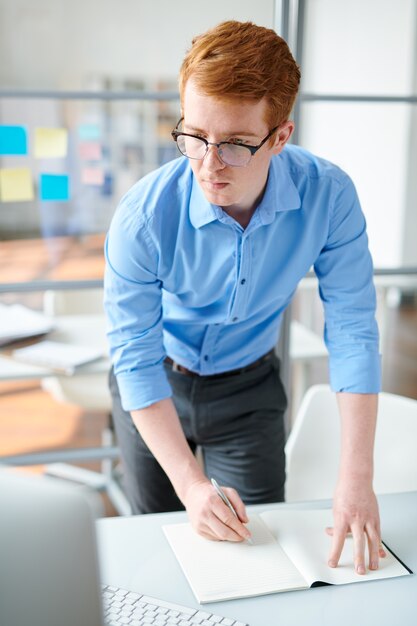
[171,118,280,165]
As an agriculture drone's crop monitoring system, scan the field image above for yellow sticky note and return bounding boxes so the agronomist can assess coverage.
[0,167,34,202]
[34,127,68,158]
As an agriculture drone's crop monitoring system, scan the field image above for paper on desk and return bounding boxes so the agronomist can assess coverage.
[261,508,411,586]
[12,340,104,374]
[0,304,54,345]
[163,515,307,603]
[164,509,412,604]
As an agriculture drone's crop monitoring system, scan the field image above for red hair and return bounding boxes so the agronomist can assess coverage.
[179,21,301,128]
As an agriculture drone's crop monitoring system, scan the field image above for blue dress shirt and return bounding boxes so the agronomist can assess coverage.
[104,145,381,411]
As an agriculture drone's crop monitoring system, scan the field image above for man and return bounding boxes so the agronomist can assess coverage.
[104,20,385,574]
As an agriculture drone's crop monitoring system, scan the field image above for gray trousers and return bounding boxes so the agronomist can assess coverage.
[109,352,287,514]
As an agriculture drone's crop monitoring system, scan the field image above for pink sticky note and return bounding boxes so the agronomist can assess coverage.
[81,167,105,186]
[79,141,102,161]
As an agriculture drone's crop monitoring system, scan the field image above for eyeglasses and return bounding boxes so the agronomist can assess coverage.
[171,118,279,167]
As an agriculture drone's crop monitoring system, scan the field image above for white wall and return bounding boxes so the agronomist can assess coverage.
[0,0,276,236]
[0,0,415,268]
[299,0,417,268]
[0,0,274,89]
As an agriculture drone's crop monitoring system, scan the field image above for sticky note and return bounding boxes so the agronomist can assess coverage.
[81,167,104,186]
[0,168,34,202]
[78,124,101,140]
[40,174,69,201]
[79,141,102,161]
[34,128,68,158]
[0,126,28,155]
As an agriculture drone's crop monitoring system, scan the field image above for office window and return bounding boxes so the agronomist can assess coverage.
[298,0,417,268]
[0,0,275,286]
[0,0,274,91]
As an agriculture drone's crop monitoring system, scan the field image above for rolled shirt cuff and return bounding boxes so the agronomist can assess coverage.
[329,351,382,394]
[115,362,173,411]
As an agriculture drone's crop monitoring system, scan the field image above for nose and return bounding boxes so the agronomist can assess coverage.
[204,144,226,170]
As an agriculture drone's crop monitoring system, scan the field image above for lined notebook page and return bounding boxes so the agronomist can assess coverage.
[163,515,307,603]
[261,509,411,586]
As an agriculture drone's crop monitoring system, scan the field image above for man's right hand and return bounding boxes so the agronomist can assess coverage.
[131,398,251,542]
[183,479,252,542]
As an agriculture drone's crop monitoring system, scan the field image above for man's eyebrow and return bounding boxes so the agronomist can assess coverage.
[184,125,259,138]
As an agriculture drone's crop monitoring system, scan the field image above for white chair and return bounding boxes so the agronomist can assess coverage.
[41,288,131,516]
[42,288,112,411]
[289,320,327,414]
[285,384,417,502]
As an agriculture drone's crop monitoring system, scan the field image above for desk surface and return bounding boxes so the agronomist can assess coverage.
[96,492,417,626]
[0,314,109,381]
[0,313,326,382]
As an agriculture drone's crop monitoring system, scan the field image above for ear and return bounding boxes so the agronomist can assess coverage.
[271,121,295,155]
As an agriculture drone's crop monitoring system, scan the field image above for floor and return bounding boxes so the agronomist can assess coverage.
[1,237,416,517]
[382,304,417,398]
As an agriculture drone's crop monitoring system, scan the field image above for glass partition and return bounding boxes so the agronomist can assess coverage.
[298,0,417,269]
[0,91,179,294]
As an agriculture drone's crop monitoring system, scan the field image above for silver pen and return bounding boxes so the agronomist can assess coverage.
[210,478,253,544]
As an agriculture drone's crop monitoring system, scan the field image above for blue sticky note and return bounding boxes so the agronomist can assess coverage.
[40,174,70,201]
[78,124,101,141]
[0,126,28,155]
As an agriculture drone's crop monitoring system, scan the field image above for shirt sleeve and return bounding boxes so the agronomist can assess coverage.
[314,174,381,393]
[104,204,172,411]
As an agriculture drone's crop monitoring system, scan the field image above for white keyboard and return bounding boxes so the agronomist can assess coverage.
[102,584,249,626]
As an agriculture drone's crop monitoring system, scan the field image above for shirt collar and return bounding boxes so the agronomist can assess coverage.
[257,154,301,225]
[189,175,218,229]
[188,153,301,229]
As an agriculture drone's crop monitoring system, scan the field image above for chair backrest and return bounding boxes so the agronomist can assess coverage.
[42,288,111,411]
[43,288,104,316]
[285,384,417,501]
[42,374,111,412]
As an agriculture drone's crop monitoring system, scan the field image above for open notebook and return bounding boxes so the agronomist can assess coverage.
[163,508,412,604]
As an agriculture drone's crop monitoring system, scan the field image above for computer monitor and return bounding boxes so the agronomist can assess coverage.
[0,470,104,626]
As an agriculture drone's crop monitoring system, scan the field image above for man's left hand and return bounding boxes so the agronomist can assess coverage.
[327,480,386,574]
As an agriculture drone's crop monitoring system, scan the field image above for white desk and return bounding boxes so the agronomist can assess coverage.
[97,492,417,626]
[0,314,109,381]
[0,315,325,378]
[0,314,326,424]
[0,314,114,467]
[0,313,131,513]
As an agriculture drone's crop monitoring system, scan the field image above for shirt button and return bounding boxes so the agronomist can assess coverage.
[240,279,246,285]
[204,355,209,361]
[232,317,238,322]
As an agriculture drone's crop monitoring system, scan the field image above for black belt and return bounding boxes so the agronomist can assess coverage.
[164,349,275,379]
